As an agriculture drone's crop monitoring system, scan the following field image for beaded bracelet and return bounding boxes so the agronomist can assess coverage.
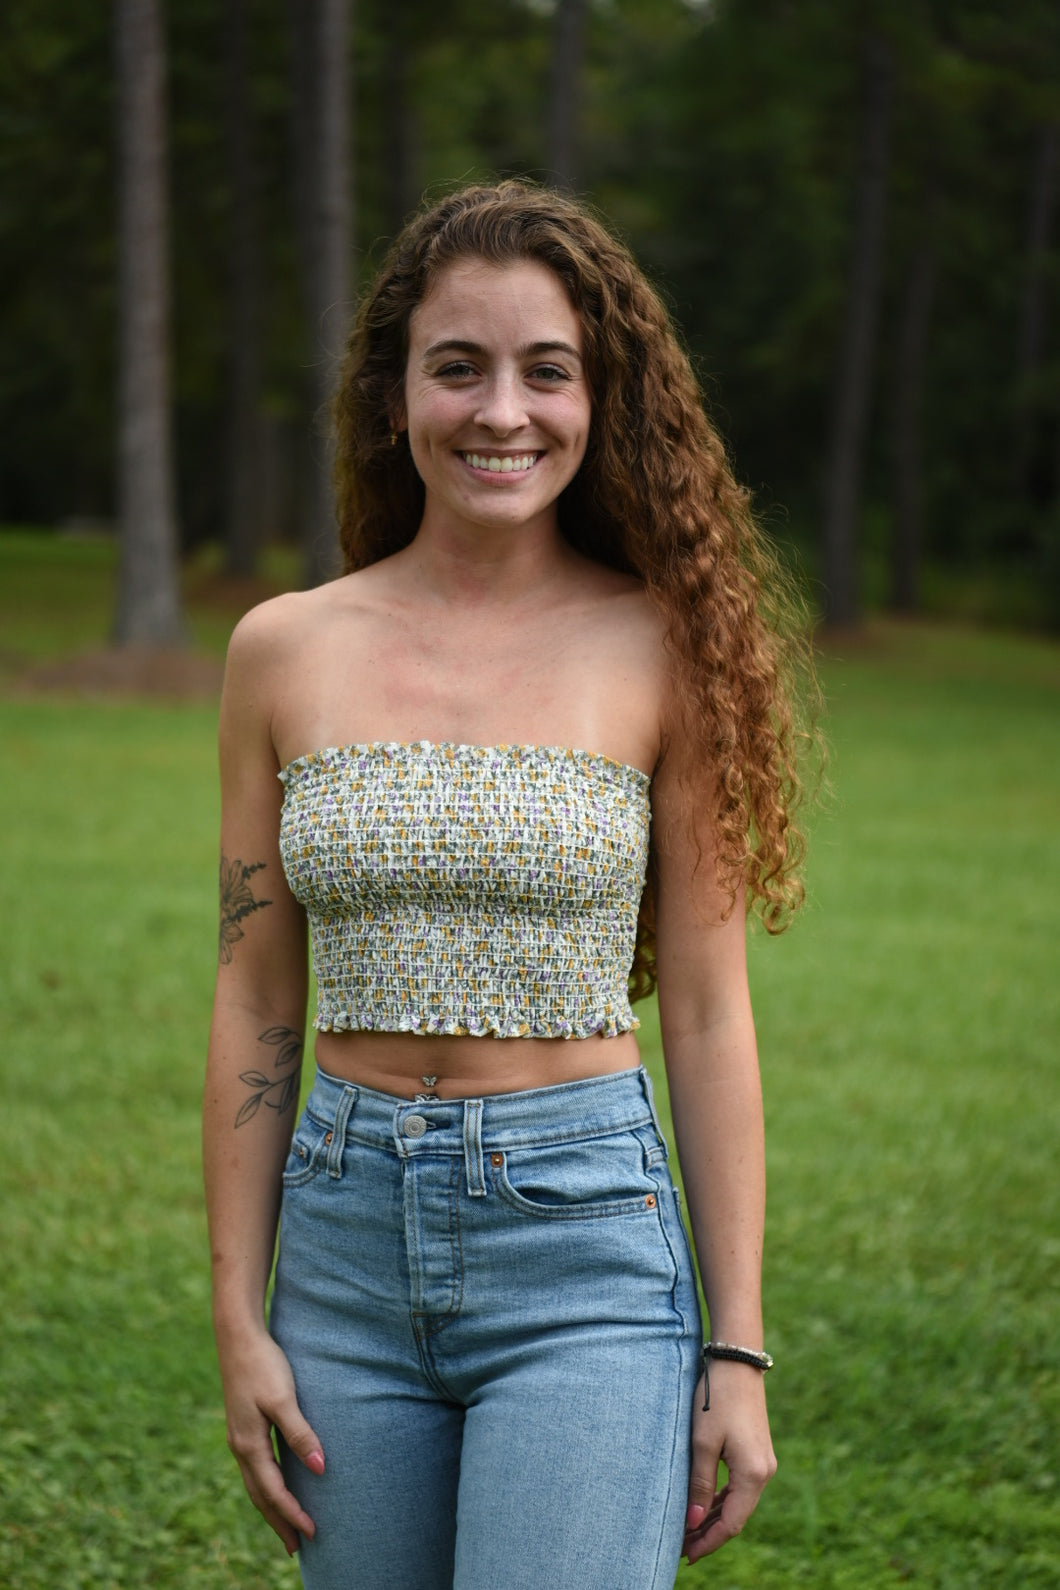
[701,1341,774,1411]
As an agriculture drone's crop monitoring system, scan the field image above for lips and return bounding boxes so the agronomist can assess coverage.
[460,451,541,474]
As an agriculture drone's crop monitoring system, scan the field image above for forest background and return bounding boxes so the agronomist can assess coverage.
[3,0,1060,634]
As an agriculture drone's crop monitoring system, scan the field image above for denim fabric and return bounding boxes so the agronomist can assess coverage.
[270,1064,702,1590]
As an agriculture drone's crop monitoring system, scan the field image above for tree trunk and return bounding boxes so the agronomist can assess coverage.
[224,0,263,578]
[1016,121,1059,503]
[821,28,894,628]
[548,0,587,191]
[113,0,184,645]
[380,6,416,239]
[291,0,353,587]
[890,170,940,613]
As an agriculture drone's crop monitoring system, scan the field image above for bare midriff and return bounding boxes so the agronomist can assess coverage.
[314,1028,642,1100]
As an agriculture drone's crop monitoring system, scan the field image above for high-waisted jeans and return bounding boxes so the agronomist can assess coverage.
[269,1064,702,1590]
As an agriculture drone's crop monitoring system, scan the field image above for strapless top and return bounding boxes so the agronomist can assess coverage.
[277,740,651,1039]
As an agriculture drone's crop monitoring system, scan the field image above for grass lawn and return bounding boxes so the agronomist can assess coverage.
[1,533,1057,1588]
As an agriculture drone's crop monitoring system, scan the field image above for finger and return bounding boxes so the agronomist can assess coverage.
[270,1396,326,1477]
[685,1476,765,1563]
[683,1482,728,1558]
[243,1475,303,1558]
[240,1448,317,1550]
[685,1432,721,1532]
[230,1421,318,1547]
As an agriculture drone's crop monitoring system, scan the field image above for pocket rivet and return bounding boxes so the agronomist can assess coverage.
[645,1193,657,1209]
[324,1132,333,1145]
[490,1153,503,1167]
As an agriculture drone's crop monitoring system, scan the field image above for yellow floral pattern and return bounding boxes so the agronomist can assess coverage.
[278,741,651,1039]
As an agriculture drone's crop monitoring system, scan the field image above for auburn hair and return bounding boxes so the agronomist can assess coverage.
[333,181,814,1001]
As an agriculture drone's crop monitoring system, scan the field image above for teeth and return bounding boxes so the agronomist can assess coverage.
[463,453,538,473]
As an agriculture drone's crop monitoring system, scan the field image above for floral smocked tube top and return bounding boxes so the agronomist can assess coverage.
[277,740,652,1040]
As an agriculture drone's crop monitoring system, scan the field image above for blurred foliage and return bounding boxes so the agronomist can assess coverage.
[2,0,1060,621]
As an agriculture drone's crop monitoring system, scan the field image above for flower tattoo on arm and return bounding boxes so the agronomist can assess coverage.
[235,1026,304,1128]
[218,855,272,965]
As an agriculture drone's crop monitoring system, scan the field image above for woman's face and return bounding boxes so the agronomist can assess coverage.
[400,257,591,540]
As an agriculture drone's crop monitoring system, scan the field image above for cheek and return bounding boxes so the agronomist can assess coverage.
[566,397,592,457]
[406,387,467,441]
[564,386,592,435]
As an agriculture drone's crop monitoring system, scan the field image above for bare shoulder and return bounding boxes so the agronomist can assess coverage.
[220,585,339,734]
[558,561,669,771]
[226,587,322,667]
[224,577,372,676]
[581,565,667,668]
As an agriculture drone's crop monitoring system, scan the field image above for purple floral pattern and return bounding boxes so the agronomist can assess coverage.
[278,741,651,1039]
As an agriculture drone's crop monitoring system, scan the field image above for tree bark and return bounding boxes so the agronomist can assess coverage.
[224,0,263,577]
[113,0,184,645]
[291,0,353,587]
[890,169,940,612]
[821,28,894,628]
[548,0,588,191]
[380,6,416,239]
[1016,121,1059,502]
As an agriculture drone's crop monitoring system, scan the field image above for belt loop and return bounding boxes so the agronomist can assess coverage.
[463,1098,486,1197]
[327,1085,358,1178]
[639,1067,669,1156]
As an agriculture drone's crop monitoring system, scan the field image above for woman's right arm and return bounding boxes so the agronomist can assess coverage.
[203,607,324,1557]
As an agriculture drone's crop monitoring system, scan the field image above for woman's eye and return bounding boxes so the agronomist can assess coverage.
[437,361,477,379]
[530,364,570,383]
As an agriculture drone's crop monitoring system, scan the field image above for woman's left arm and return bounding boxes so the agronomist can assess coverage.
[651,744,778,1562]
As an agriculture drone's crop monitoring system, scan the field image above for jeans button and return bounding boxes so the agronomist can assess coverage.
[403,1114,428,1138]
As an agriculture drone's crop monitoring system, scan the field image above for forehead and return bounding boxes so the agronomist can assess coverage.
[409,257,582,349]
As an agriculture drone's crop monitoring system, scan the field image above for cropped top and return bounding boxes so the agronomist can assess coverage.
[277,740,651,1039]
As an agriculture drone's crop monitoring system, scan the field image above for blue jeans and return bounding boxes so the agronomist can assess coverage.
[270,1064,702,1589]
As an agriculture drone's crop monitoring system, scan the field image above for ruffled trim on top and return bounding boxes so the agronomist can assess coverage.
[279,738,651,792]
[314,1003,640,1041]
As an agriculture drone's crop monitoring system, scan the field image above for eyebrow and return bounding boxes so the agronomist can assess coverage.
[423,338,583,362]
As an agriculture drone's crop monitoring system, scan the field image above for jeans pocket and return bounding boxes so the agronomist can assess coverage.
[280,1112,332,1188]
[491,1125,663,1220]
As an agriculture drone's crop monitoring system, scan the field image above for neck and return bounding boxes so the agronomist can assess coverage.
[401,510,577,607]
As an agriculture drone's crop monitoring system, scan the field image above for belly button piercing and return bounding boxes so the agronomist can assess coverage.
[416,1074,439,1103]
[421,1075,437,1087]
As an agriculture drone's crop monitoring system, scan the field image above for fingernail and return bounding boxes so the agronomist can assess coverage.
[686,1503,707,1529]
[306,1448,325,1475]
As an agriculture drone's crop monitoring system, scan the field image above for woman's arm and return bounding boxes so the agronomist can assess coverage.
[203,608,324,1556]
[651,742,778,1563]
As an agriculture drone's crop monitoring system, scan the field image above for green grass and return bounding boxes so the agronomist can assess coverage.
[1,536,1057,1587]
[0,528,299,670]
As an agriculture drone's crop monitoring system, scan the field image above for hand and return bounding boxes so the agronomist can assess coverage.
[218,1327,325,1556]
[682,1358,777,1562]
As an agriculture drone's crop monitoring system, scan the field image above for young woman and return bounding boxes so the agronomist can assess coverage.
[204,181,808,1590]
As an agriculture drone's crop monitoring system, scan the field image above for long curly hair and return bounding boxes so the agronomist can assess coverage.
[333,181,815,1000]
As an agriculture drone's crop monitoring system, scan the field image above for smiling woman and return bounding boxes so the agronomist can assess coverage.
[398,258,592,536]
[203,180,811,1590]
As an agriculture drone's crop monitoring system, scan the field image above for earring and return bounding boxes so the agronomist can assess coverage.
[389,430,398,448]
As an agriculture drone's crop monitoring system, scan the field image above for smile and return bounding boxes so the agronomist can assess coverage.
[461,452,541,474]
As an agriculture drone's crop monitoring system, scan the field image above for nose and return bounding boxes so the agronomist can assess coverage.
[474,371,528,437]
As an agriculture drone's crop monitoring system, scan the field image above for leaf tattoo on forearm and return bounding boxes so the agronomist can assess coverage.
[235,1026,304,1128]
[218,855,271,965]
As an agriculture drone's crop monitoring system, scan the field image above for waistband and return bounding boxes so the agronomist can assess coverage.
[300,1063,668,1198]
